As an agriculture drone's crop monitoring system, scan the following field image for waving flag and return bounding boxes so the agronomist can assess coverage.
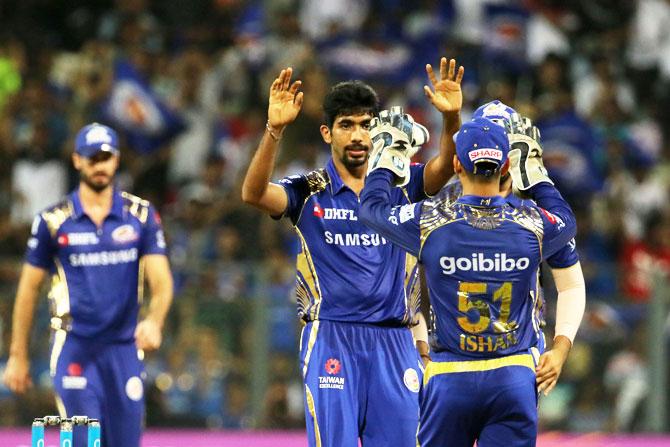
[104,60,185,154]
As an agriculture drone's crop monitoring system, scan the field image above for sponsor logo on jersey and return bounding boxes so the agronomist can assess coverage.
[58,232,100,246]
[67,363,82,376]
[540,208,565,230]
[111,224,139,244]
[62,376,87,389]
[325,358,341,375]
[403,368,420,393]
[324,231,388,247]
[314,207,358,221]
[319,358,345,390]
[69,248,138,267]
[440,253,530,275]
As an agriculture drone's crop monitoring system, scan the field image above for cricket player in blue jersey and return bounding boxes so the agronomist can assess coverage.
[242,59,464,446]
[3,123,173,447]
[439,99,586,365]
[360,117,583,446]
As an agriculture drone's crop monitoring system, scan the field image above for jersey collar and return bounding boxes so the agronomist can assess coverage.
[326,158,349,195]
[71,187,126,221]
[457,194,507,207]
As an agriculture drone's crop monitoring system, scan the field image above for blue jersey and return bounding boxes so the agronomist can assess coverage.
[437,179,579,269]
[359,170,577,358]
[25,188,167,342]
[276,158,427,326]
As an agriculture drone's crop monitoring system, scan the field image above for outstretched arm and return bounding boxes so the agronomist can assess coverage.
[2,263,47,394]
[359,170,422,257]
[423,57,463,195]
[241,68,304,216]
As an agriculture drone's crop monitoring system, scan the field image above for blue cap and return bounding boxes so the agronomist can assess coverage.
[472,100,516,131]
[455,118,509,175]
[74,123,119,158]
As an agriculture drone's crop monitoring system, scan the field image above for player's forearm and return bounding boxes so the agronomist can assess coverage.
[552,262,586,345]
[411,312,430,357]
[241,125,285,205]
[9,275,42,357]
[424,112,460,195]
[145,281,173,329]
[144,256,174,329]
[360,170,421,256]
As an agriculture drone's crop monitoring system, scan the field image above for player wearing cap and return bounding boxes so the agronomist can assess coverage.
[439,100,586,388]
[359,117,579,446]
[2,123,173,447]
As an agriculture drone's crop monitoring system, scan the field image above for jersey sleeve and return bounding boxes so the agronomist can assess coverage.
[404,163,427,202]
[24,214,55,269]
[141,205,168,256]
[529,183,577,259]
[273,174,311,224]
[360,169,422,257]
[546,239,579,268]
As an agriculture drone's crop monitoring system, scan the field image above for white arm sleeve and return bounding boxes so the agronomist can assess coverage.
[551,261,586,344]
[411,311,429,345]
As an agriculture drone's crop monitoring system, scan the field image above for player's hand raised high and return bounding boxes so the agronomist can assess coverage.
[423,57,464,115]
[268,67,304,131]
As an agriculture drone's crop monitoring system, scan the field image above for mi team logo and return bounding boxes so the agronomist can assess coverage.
[319,358,345,390]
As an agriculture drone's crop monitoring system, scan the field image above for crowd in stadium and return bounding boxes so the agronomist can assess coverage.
[0,0,668,432]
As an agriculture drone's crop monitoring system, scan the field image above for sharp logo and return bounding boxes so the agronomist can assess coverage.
[469,148,503,161]
[440,253,530,275]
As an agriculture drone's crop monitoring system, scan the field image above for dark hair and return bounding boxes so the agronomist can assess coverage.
[323,80,380,128]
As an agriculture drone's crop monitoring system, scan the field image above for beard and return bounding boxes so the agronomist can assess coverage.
[340,143,369,168]
[80,171,112,192]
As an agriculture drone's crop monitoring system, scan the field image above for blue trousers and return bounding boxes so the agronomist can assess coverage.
[300,320,422,446]
[418,350,539,447]
[51,332,144,447]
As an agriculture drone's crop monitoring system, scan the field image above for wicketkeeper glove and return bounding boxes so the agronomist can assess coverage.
[367,106,430,187]
[507,113,553,194]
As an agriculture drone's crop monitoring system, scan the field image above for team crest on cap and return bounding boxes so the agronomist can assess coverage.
[481,102,512,120]
[85,126,114,145]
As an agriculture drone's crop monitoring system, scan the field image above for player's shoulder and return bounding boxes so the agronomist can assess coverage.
[120,191,154,224]
[279,168,329,195]
[38,196,76,236]
[420,190,461,229]
[507,201,544,237]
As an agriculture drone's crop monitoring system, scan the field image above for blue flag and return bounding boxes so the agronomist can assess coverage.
[104,60,185,154]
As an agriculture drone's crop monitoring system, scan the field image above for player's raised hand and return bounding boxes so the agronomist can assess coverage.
[268,67,304,130]
[423,57,464,115]
[3,354,33,394]
[135,319,163,351]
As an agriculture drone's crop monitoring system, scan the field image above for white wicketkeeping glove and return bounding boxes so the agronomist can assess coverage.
[507,113,553,195]
[367,106,429,187]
